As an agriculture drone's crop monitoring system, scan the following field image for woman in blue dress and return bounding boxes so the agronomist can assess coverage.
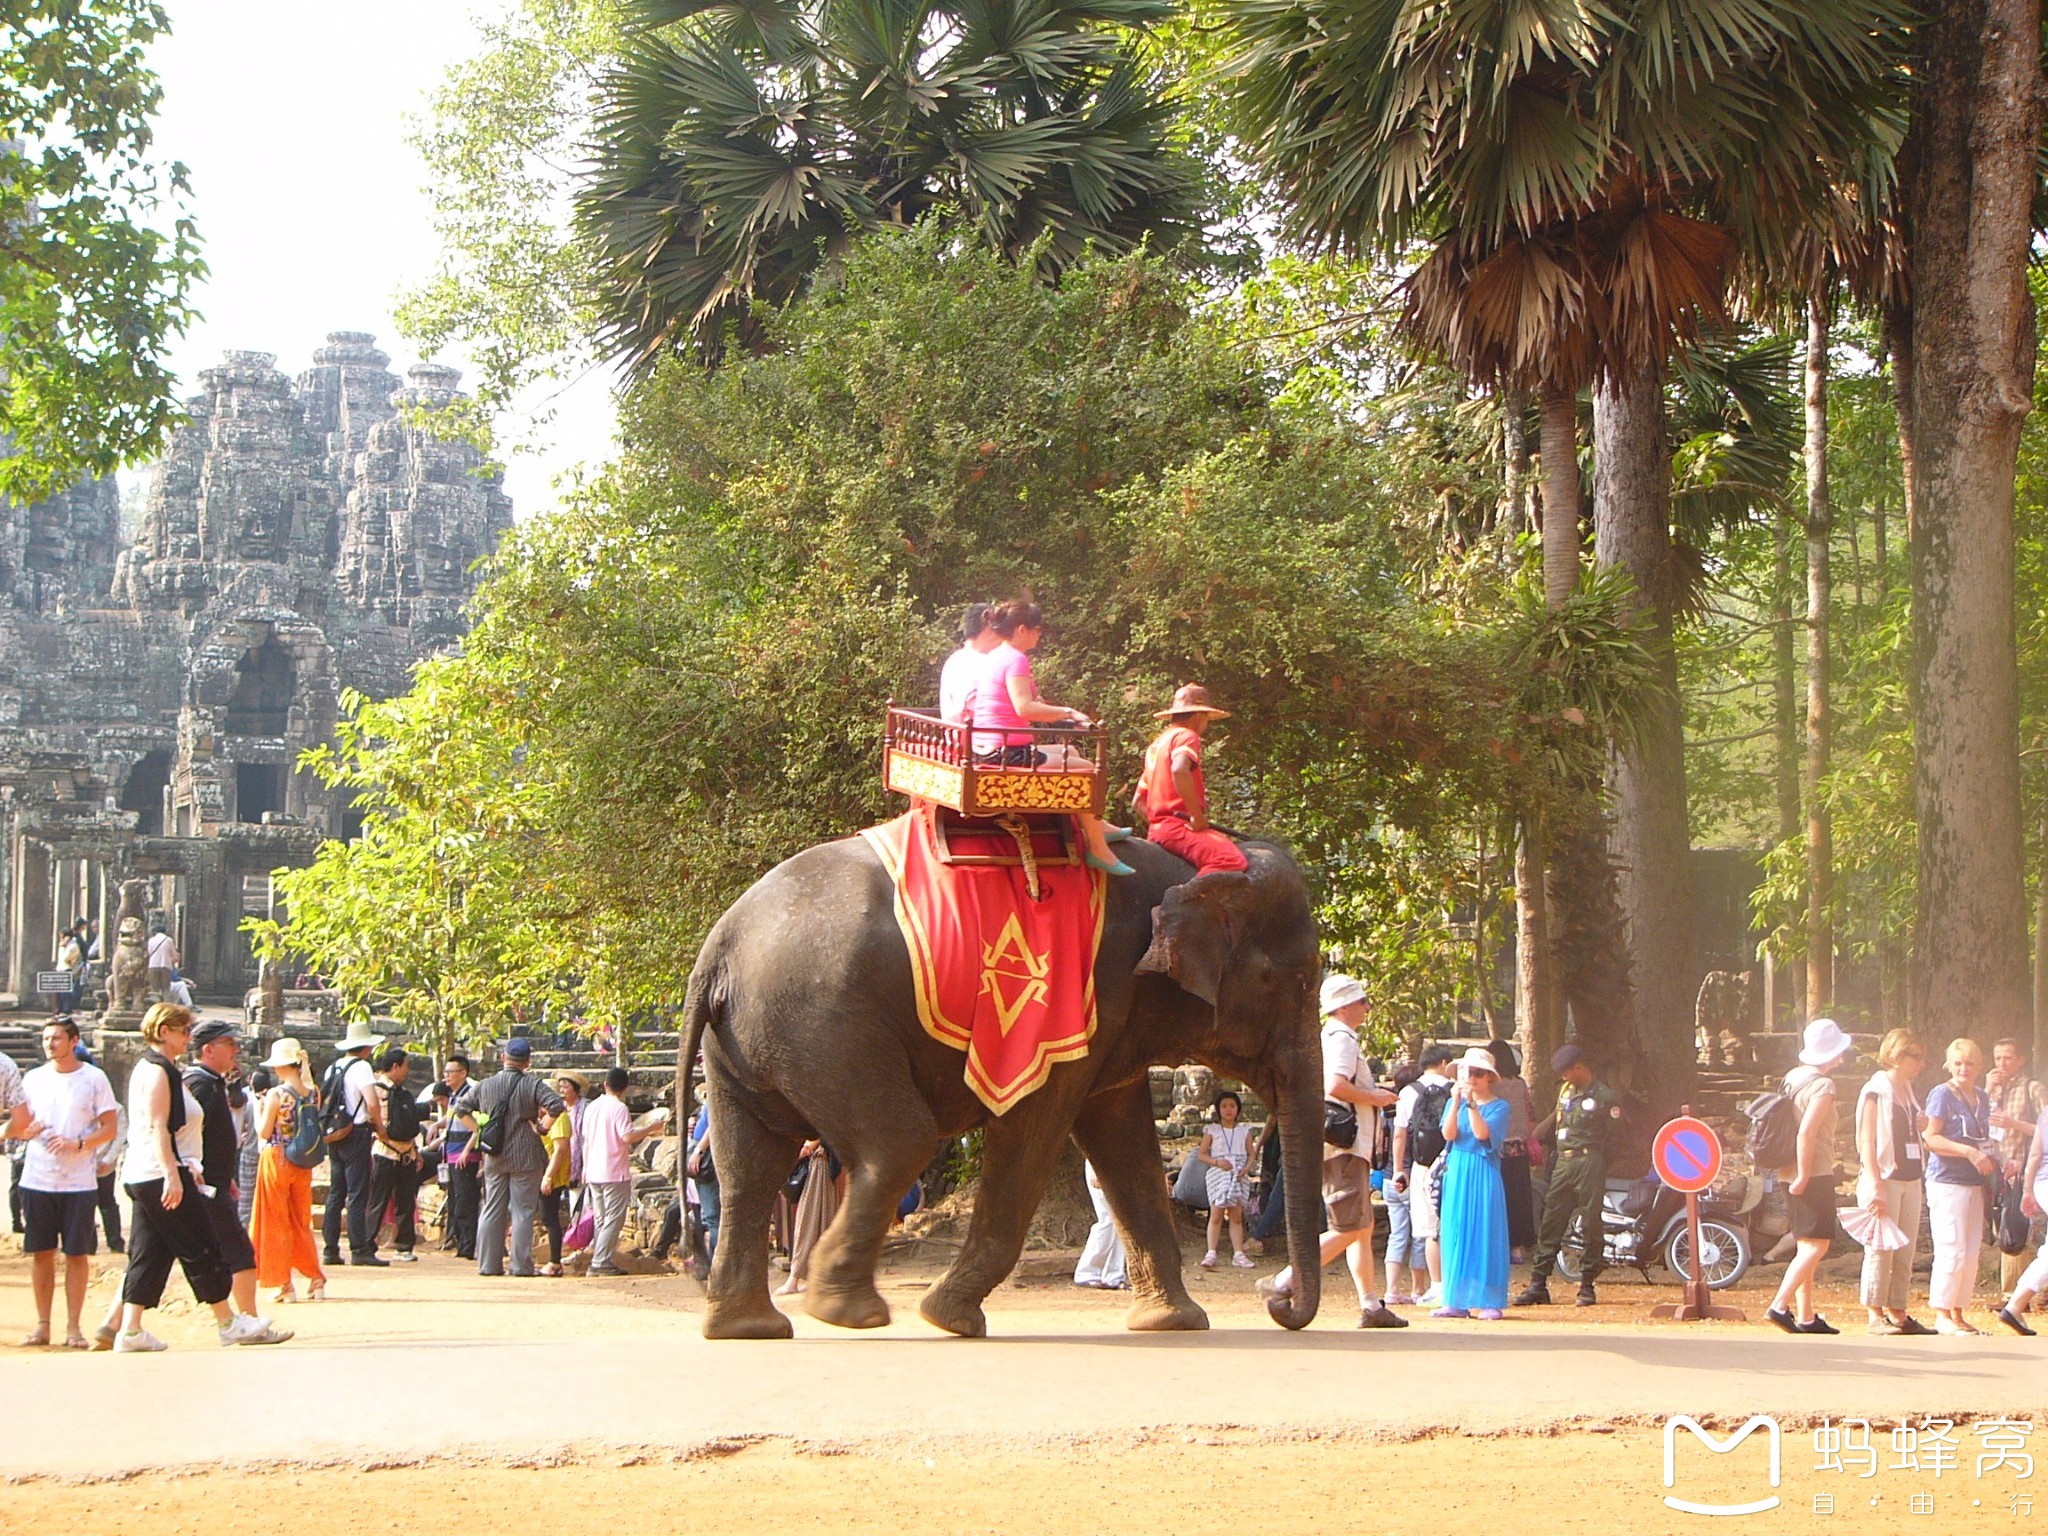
[1435,1046,1513,1319]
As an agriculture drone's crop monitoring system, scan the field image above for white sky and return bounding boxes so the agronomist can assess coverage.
[140,0,615,517]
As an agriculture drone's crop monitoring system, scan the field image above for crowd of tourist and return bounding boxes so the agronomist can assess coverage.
[1138,981,2048,1341]
[4,982,2044,1347]
[0,1002,692,1351]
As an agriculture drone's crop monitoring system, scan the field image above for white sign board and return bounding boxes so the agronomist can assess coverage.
[35,972,72,994]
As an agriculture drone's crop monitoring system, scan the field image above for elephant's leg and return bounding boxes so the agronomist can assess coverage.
[918,1101,1077,1338]
[702,1081,803,1340]
[1072,1077,1207,1332]
[805,1128,937,1331]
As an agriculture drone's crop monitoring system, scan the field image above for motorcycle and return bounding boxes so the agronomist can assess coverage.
[1555,1169,1760,1290]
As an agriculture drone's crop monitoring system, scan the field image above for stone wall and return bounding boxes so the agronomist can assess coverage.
[0,333,512,1004]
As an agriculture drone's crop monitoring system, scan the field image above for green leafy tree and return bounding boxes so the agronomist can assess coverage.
[0,0,203,497]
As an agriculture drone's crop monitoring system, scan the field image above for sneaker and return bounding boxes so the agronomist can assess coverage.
[1765,1307,1801,1333]
[1231,1252,1255,1269]
[1897,1315,1936,1336]
[92,1323,118,1352]
[219,1314,293,1347]
[1200,1250,1218,1269]
[1415,1285,1443,1307]
[1511,1283,1550,1308]
[589,1263,626,1277]
[1358,1303,1409,1329]
[113,1328,167,1353]
[1255,1275,1293,1301]
[1997,1308,2037,1337]
[1866,1317,1904,1336]
[1384,1292,1416,1307]
[392,1251,419,1264]
[1796,1315,1839,1335]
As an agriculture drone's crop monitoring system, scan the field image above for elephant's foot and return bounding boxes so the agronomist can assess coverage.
[702,1297,796,1339]
[1125,1294,1209,1332]
[806,1282,891,1330]
[918,1285,989,1338]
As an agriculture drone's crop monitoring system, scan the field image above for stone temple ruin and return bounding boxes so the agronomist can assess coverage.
[0,333,512,1007]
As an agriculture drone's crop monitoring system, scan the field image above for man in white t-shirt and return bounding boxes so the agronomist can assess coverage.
[145,924,176,999]
[1257,974,1406,1329]
[18,1017,119,1348]
[936,602,998,724]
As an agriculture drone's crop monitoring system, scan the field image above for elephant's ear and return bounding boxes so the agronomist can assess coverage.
[1134,871,1250,1005]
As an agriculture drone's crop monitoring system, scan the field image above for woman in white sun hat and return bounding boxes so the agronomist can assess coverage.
[1435,1047,1513,1319]
[251,1037,327,1304]
[1766,1018,1855,1335]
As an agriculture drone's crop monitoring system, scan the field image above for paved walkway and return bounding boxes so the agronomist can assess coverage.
[9,1317,2045,1480]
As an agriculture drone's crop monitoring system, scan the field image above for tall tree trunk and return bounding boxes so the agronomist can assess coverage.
[1503,384,1531,542]
[1804,291,1835,1018]
[1593,353,1696,1109]
[2035,785,2048,1062]
[1548,800,1638,1085]
[1541,385,1581,608]
[1771,520,1802,1029]
[1902,0,2039,1046]
[1515,814,1561,1105]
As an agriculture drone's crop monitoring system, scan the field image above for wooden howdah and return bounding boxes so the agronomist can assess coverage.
[883,704,1108,820]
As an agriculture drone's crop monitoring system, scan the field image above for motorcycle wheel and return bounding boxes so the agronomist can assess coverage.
[1666,1218,1750,1290]
[1556,1240,1583,1284]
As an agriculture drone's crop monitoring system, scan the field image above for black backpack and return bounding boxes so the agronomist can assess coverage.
[1744,1086,1802,1170]
[1408,1079,1454,1168]
[321,1060,358,1144]
[384,1081,422,1143]
[474,1079,525,1158]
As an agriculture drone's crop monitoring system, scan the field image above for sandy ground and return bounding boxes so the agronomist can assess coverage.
[4,1230,2046,1535]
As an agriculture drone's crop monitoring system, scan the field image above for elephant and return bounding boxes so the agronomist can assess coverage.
[677,832,1329,1339]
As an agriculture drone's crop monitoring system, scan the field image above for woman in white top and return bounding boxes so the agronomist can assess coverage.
[1855,1029,1931,1336]
[1198,1091,1255,1269]
[103,1003,250,1352]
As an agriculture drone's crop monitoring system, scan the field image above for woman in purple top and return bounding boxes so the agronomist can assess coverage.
[970,600,1132,875]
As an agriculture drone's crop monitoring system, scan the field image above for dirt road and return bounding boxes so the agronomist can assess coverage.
[4,1242,2043,1534]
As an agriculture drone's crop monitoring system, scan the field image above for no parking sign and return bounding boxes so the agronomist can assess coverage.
[1651,1116,1722,1195]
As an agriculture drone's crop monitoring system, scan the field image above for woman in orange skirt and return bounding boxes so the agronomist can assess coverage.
[250,1038,327,1303]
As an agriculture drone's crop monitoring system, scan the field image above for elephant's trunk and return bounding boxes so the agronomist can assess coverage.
[1268,1040,1325,1330]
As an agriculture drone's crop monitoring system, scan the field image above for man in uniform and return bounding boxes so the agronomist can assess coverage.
[1513,1043,1622,1308]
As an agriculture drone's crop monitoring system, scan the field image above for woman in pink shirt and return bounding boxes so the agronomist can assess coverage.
[970,600,1132,875]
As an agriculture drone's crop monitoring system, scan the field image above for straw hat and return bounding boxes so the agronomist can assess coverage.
[262,1036,308,1071]
[336,1019,384,1052]
[1456,1046,1499,1077]
[1155,683,1231,720]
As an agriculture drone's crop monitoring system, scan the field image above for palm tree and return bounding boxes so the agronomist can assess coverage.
[576,0,1201,369]
[1217,0,1900,1101]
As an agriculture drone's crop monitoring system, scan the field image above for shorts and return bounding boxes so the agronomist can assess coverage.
[1408,1160,1442,1240]
[21,1188,99,1256]
[1786,1179,1839,1241]
[201,1187,258,1274]
[976,745,1045,768]
[1321,1153,1373,1232]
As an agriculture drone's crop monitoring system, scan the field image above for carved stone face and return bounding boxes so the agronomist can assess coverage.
[117,916,145,946]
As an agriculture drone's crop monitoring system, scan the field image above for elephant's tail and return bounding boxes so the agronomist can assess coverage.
[677,944,723,1135]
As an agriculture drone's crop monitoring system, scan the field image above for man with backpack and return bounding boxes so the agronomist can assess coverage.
[321,1020,388,1268]
[183,1020,292,1345]
[474,1037,565,1278]
[1391,1044,1457,1307]
[1514,1043,1622,1308]
[368,1049,424,1263]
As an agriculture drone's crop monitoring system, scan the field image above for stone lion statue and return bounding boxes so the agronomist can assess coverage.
[106,881,151,1015]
